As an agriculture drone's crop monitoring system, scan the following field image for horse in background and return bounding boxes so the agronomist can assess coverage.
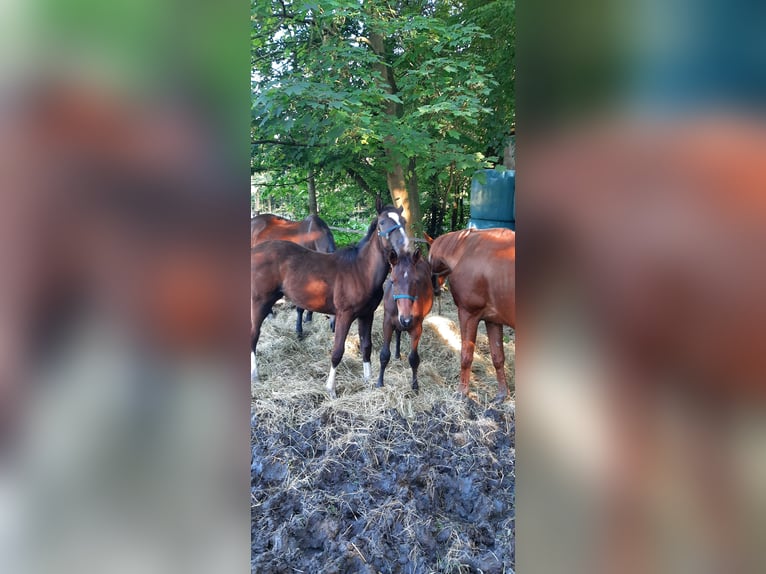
[377,248,434,393]
[429,228,515,402]
[251,199,411,397]
[251,213,337,336]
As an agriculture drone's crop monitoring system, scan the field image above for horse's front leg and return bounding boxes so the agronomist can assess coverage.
[457,308,481,397]
[485,321,509,402]
[356,313,374,383]
[377,320,394,388]
[326,314,353,398]
[394,330,402,360]
[408,322,423,393]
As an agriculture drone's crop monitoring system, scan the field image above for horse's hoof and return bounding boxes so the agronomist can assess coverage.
[326,388,337,399]
[493,393,508,404]
[296,332,305,341]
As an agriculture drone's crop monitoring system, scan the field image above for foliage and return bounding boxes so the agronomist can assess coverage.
[252,0,514,234]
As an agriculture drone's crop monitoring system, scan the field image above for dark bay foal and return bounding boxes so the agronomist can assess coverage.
[377,249,434,392]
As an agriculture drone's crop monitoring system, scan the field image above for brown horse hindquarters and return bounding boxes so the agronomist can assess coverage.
[252,241,337,315]
[430,229,515,401]
[251,214,337,335]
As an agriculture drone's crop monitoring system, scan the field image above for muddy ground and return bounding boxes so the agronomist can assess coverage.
[252,296,515,573]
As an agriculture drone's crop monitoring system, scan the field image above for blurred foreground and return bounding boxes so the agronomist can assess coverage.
[518,0,766,572]
[0,2,249,573]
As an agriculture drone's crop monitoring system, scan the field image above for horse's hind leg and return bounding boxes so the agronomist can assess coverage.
[357,313,374,382]
[457,308,481,397]
[377,321,394,388]
[326,315,352,398]
[252,295,281,383]
[408,323,423,393]
[295,307,305,339]
[328,314,336,333]
[304,310,313,322]
[251,308,265,383]
[394,330,402,360]
[485,321,508,402]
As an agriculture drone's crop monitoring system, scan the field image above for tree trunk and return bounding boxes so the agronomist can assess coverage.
[405,157,423,237]
[369,30,418,236]
[307,167,318,215]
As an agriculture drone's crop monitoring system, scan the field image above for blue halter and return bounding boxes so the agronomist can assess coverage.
[393,293,418,301]
[378,223,403,238]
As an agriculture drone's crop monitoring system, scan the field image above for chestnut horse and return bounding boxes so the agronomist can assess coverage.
[429,228,515,402]
[377,249,434,392]
[251,213,337,335]
[251,200,410,396]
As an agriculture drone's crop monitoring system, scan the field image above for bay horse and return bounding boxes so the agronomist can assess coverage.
[377,249,434,392]
[429,228,515,402]
[251,213,337,335]
[251,199,411,397]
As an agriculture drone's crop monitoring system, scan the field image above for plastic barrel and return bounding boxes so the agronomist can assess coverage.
[470,169,515,223]
[467,218,515,231]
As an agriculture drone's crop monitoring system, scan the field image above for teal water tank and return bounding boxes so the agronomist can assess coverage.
[467,217,515,231]
[468,169,515,230]
[470,169,515,221]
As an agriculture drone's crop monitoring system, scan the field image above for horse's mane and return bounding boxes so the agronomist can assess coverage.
[334,218,377,263]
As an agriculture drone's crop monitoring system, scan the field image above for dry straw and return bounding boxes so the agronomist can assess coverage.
[252,296,515,572]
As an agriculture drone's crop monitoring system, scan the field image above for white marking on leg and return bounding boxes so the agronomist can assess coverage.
[326,366,337,397]
[250,351,258,382]
[363,361,371,382]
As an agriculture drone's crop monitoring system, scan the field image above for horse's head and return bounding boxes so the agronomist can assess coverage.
[388,249,421,330]
[375,198,410,257]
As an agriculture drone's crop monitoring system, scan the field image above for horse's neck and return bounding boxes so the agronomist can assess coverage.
[357,234,388,287]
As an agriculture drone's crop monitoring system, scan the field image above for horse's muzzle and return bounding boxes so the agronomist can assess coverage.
[399,315,413,330]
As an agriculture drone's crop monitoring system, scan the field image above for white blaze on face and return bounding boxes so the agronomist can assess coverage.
[386,212,409,250]
[363,362,371,381]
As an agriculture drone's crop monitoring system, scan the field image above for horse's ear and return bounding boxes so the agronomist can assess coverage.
[375,196,384,213]
[412,248,422,263]
[388,249,398,267]
[423,232,434,245]
[396,204,404,215]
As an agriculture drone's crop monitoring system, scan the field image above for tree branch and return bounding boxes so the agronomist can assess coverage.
[346,168,375,196]
[251,139,325,147]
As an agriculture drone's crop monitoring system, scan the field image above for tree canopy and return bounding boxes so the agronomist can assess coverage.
[252,0,514,238]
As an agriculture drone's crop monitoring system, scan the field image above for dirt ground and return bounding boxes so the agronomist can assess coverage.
[251,295,515,573]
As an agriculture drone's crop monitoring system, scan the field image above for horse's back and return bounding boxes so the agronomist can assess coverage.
[434,229,515,327]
